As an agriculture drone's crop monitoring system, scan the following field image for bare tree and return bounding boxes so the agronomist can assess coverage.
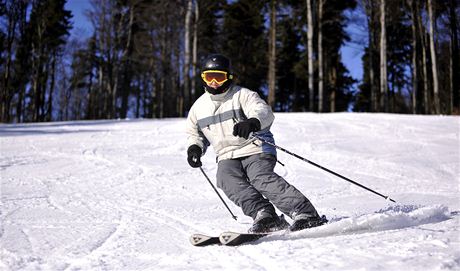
[267,0,277,109]
[183,0,193,115]
[317,0,324,112]
[306,0,314,111]
[427,0,440,114]
[409,0,418,114]
[330,63,337,112]
[379,0,388,112]
[362,0,378,111]
[191,0,199,102]
[416,3,430,114]
[448,0,459,113]
[90,0,111,118]
[1,1,20,122]
[30,6,46,121]
[120,2,135,119]
[88,0,134,119]
[14,2,29,123]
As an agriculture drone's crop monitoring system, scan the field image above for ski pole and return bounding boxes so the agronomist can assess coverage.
[198,166,238,220]
[252,135,396,203]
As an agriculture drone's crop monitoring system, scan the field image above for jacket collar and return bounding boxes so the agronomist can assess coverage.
[207,84,239,102]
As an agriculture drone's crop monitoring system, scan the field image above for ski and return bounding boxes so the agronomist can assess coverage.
[191,215,328,247]
[219,231,270,246]
[189,233,221,247]
[189,232,270,246]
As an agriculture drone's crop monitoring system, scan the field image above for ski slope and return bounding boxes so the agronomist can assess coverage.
[1,113,459,270]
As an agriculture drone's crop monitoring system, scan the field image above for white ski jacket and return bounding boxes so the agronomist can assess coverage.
[186,85,276,162]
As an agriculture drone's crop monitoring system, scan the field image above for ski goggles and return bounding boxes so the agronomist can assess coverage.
[201,70,232,84]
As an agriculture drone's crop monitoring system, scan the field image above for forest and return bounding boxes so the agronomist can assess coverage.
[0,0,458,123]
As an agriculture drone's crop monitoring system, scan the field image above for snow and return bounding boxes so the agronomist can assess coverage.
[1,113,459,271]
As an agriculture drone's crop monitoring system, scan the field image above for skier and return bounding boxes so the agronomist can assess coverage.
[186,54,326,233]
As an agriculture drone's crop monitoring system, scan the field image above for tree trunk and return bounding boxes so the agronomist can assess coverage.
[318,0,324,112]
[306,0,314,111]
[149,58,157,118]
[87,65,94,119]
[159,23,168,118]
[191,0,199,103]
[16,86,24,123]
[421,39,430,114]
[449,0,459,113]
[120,4,134,119]
[174,38,181,117]
[97,0,109,118]
[363,0,377,112]
[427,0,440,114]
[330,66,337,112]
[410,0,418,114]
[183,0,193,116]
[40,63,50,121]
[15,4,27,122]
[99,63,106,117]
[46,54,57,122]
[32,45,43,121]
[267,0,277,109]
[379,0,388,112]
[112,4,131,119]
[369,17,376,111]
[417,5,430,114]
[1,3,18,122]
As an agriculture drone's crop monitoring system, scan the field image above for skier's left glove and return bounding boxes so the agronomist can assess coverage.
[187,145,202,168]
[233,118,261,139]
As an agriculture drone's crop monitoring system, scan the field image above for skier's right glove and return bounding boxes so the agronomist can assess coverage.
[187,145,202,168]
[233,118,261,139]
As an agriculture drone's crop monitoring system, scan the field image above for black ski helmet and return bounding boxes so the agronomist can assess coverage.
[201,54,233,95]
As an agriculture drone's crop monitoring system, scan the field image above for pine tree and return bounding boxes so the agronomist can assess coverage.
[27,0,72,122]
[277,6,304,111]
[321,0,357,112]
[221,0,267,96]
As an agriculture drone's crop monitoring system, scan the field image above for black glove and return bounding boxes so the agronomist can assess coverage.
[187,145,202,168]
[233,118,261,139]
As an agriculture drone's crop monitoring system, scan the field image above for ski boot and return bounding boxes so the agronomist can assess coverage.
[249,209,290,233]
[289,214,328,232]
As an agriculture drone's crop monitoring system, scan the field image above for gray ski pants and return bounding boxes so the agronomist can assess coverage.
[216,153,318,220]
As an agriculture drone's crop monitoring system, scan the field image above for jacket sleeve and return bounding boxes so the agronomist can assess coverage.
[239,89,275,130]
[185,105,209,154]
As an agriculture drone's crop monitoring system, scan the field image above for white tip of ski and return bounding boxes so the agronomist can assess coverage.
[189,234,220,246]
[219,231,268,246]
[219,232,239,245]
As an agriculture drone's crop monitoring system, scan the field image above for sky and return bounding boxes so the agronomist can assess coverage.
[65,0,93,38]
[64,0,365,82]
[341,40,364,81]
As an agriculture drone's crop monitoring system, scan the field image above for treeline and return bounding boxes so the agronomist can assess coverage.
[0,0,458,123]
[355,0,459,114]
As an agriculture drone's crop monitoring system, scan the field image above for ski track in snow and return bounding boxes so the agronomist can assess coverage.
[0,114,459,271]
